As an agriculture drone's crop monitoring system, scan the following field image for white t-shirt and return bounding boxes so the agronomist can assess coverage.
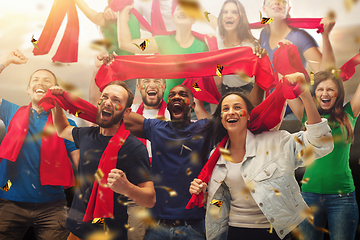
[134,0,176,32]
[217,29,255,87]
[131,103,171,158]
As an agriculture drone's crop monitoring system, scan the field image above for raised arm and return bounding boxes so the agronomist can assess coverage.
[49,87,75,142]
[304,17,336,72]
[73,0,105,27]
[350,76,360,117]
[107,169,156,208]
[117,5,158,54]
[0,50,28,105]
[123,112,145,138]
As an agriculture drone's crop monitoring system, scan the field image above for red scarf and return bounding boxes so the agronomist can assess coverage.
[135,99,167,147]
[340,49,360,82]
[32,0,79,63]
[83,121,130,222]
[250,18,324,33]
[38,91,132,222]
[95,47,274,92]
[0,103,74,188]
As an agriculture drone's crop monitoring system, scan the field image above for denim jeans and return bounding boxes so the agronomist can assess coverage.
[143,219,206,240]
[299,191,359,240]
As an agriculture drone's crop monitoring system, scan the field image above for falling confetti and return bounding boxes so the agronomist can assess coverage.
[75,110,83,118]
[133,38,150,51]
[310,71,315,85]
[178,0,203,20]
[156,186,177,197]
[204,11,210,22]
[192,82,201,92]
[117,195,135,206]
[155,115,168,121]
[31,35,39,50]
[216,64,224,77]
[300,178,310,184]
[294,136,304,146]
[90,39,112,51]
[344,0,358,11]
[261,18,273,24]
[1,180,12,192]
[272,188,281,196]
[219,148,232,162]
[327,10,336,21]
[85,230,114,240]
[180,144,193,155]
[92,218,105,224]
[124,224,134,231]
[210,199,223,207]
[186,168,192,175]
[268,222,273,233]
[235,70,252,83]
[95,169,104,183]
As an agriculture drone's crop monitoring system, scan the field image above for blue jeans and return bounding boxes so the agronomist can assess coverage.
[143,219,206,240]
[299,191,358,240]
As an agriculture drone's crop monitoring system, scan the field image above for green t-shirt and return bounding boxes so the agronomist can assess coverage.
[154,35,208,102]
[101,14,140,56]
[301,102,358,194]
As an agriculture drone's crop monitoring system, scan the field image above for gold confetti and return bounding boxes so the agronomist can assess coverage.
[1,180,12,192]
[186,168,192,175]
[156,186,177,197]
[327,10,336,21]
[268,222,273,233]
[259,11,263,20]
[219,148,232,162]
[124,224,134,231]
[85,230,114,240]
[272,188,281,196]
[204,11,210,21]
[31,35,39,50]
[291,227,304,240]
[180,144,193,155]
[178,0,203,20]
[192,82,201,92]
[300,178,310,184]
[235,70,252,83]
[261,18,273,24]
[307,59,320,64]
[155,115,168,121]
[294,136,304,146]
[133,38,150,51]
[210,199,223,207]
[330,68,341,79]
[92,218,105,224]
[344,0,358,12]
[95,169,104,183]
[90,39,112,50]
[310,71,315,85]
[216,64,224,77]
[117,195,135,206]
[75,110,83,118]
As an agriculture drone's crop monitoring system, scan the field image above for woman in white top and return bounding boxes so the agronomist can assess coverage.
[207,0,266,106]
[189,73,334,240]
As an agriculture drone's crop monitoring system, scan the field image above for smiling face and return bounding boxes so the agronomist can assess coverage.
[221,2,240,34]
[221,94,249,133]
[27,70,57,104]
[96,85,130,128]
[167,85,194,121]
[137,78,166,108]
[263,0,291,19]
[315,79,339,111]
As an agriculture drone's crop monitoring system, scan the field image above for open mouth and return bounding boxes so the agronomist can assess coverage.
[225,20,234,24]
[171,102,184,118]
[321,99,331,104]
[102,109,112,119]
[35,88,46,94]
[147,90,157,97]
[227,118,239,124]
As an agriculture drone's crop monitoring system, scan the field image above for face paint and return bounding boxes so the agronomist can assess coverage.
[282,0,287,5]
[115,104,123,111]
[183,98,190,105]
[266,1,270,7]
[158,84,163,89]
[239,109,247,117]
[329,92,337,98]
[141,84,146,90]
[235,15,240,20]
[98,98,103,106]
[221,112,223,119]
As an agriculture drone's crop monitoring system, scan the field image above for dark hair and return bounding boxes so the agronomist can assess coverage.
[218,0,259,47]
[104,81,134,109]
[29,69,58,86]
[310,71,353,143]
[211,92,254,145]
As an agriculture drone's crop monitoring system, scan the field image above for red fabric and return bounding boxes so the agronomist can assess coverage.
[0,104,74,188]
[33,0,79,63]
[250,18,324,33]
[182,77,222,104]
[185,135,228,209]
[340,49,360,82]
[38,90,97,124]
[83,121,130,222]
[135,99,167,146]
[109,0,133,11]
[95,47,274,92]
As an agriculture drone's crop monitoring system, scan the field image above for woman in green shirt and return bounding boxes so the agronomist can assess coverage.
[289,71,360,240]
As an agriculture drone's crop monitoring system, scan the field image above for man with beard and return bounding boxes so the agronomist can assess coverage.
[127,78,170,240]
[0,50,79,240]
[124,85,213,240]
[50,81,156,240]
